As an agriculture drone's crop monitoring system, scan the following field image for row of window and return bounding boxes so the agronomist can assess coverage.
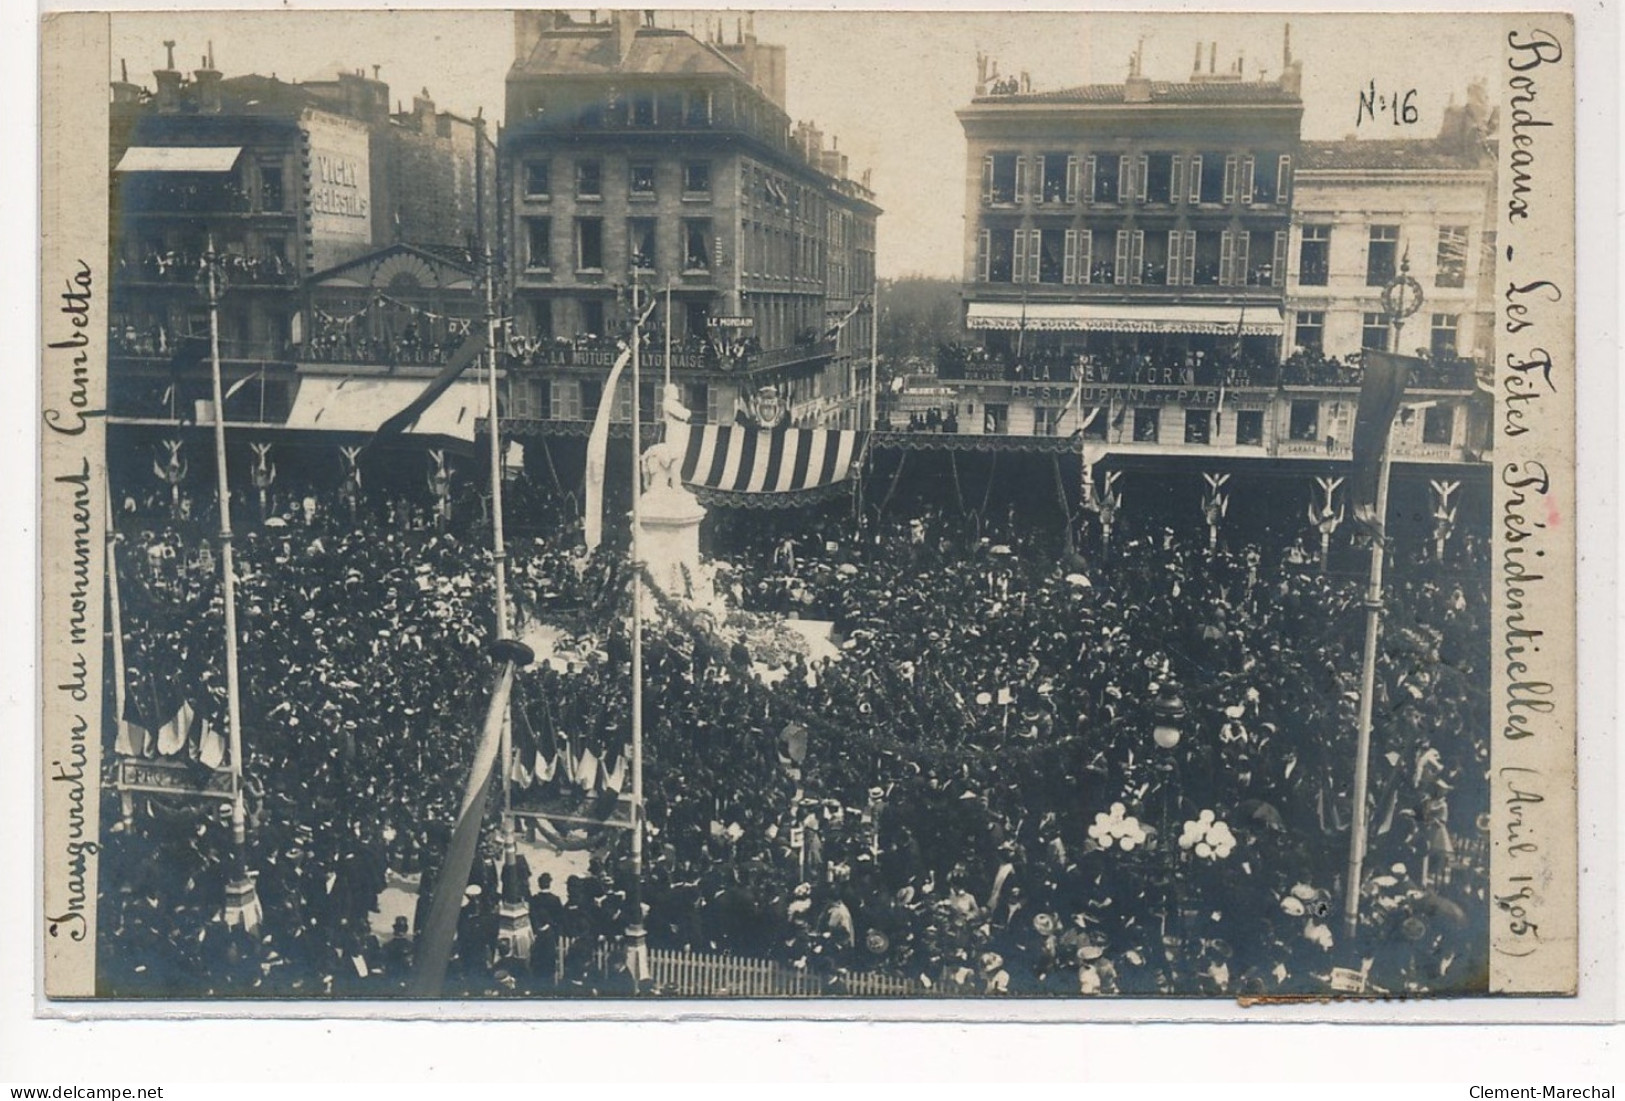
[1297,223,1470,288]
[1291,310,1461,357]
[522,157,712,202]
[508,377,718,423]
[1010,400,1456,446]
[976,227,1288,287]
[981,152,1290,208]
[517,88,717,131]
[524,216,713,274]
[742,219,825,282]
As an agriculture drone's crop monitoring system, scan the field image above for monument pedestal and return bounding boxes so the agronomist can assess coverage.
[223,873,262,934]
[638,482,710,605]
[496,900,535,964]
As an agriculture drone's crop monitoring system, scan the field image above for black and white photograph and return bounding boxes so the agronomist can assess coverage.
[36,7,1581,1005]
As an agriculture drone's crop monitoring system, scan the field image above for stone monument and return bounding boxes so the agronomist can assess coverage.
[638,385,712,606]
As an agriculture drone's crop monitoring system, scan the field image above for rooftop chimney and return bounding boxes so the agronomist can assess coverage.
[193,40,222,108]
[611,8,640,66]
[1124,38,1151,101]
[1278,23,1303,97]
[111,57,143,105]
[153,39,184,109]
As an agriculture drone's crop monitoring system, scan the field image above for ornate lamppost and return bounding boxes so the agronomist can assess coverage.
[1149,675,1187,985]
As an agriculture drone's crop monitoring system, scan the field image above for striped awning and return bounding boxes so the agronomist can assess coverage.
[680,425,862,495]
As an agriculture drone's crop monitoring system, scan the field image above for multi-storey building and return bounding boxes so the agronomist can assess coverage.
[499,11,879,442]
[1286,84,1498,365]
[106,43,496,464]
[921,32,1491,477]
[956,40,1303,403]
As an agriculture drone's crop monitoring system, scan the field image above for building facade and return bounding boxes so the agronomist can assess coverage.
[106,43,495,442]
[500,11,879,437]
[1285,85,1498,365]
[921,33,1491,474]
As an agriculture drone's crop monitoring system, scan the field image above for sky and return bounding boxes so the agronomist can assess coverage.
[109,7,1501,279]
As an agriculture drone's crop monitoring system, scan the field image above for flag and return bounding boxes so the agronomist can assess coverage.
[576,745,600,793]
[197,716,227,770]
[602,746,629,794]
[823,298,866,341]
[156,700,194,757]
[583,342,632,552]
[364,329,486,450]
[113,714,146,758]
[223,367,264,404]
[1350,350,1419,534]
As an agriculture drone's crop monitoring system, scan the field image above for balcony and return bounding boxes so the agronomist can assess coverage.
[505,336,837,377]
[114,251,299,288]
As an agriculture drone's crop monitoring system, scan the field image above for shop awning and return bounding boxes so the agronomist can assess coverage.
[966,301,1284,336]
[284,376,485,442]
[115,146,243,173]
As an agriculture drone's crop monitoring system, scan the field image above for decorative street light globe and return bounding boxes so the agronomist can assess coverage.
[1151,681,1187,750]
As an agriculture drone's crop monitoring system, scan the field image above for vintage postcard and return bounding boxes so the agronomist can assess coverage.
[38,6,1580,1005]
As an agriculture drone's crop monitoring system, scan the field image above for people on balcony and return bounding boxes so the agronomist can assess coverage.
[120,247,294,285]
[938,341,1481,390]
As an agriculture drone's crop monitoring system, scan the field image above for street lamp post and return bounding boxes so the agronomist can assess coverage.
[1343,252,1423,938]
[1150,676,1186,986]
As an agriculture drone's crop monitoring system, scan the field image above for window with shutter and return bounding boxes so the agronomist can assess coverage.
[1129,230,1145,285]
[1240,156,1255,204]
[1027,229,1042,283]
[1117,157,1132,204]
[1188,155,1203,202]
[981,155,993,206]
[976,229,990,282]
[1170,156,1186,205]
[1220,231,1236,285]
[1166,230,1184,286]
[1135,154,1149,202]
[1273,231,1289,287]
[1223,155,1238,204]
[1084,155,1097,205]
[1277,155,1292,204]
[1066,155,1080,205]
[1012,229,1028,283]
[1015,155,1028,205]
[1077,230,1093,285]
[1182,231,1196,285]
[1114,230,1131,286]
[1064,229,1078,284]
[1232,232,1250,285]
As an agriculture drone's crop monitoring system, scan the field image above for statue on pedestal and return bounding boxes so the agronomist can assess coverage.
[637,385,711,606]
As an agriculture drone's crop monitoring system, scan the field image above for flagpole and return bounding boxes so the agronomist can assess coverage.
[626,273,649,989]
[202,238,260,934]
[105,492,127,735]
[476,113,531,961]
[664,279,672,391]
[868,277,880,430]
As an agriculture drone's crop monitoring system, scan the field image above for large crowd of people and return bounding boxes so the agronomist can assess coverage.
[97,453,1490,998]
